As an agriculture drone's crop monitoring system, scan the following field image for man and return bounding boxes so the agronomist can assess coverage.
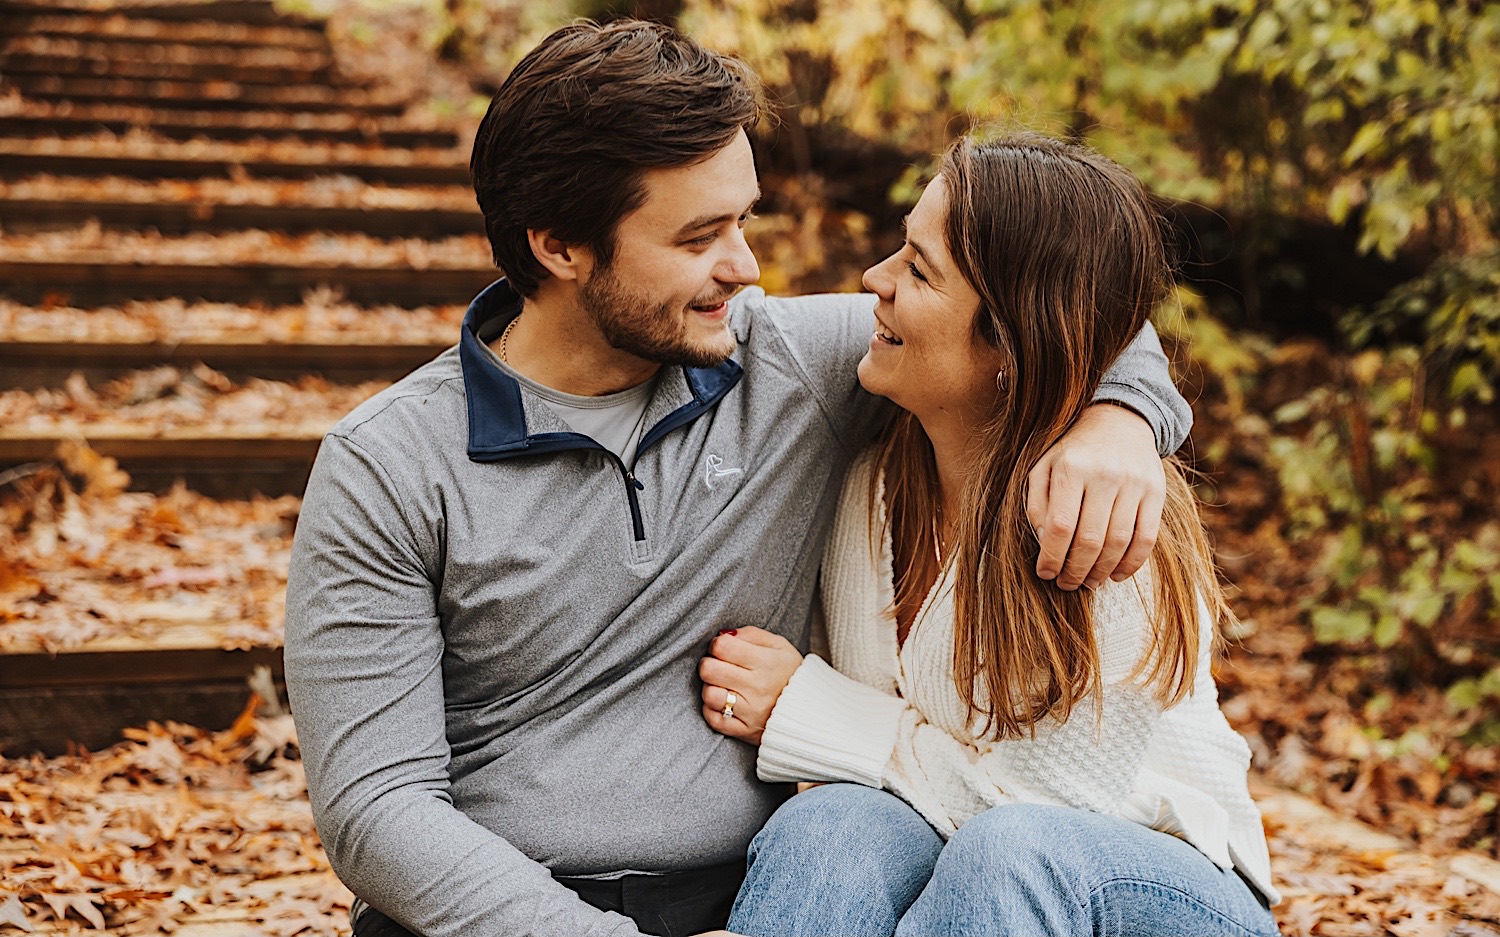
[284,20,1192,937]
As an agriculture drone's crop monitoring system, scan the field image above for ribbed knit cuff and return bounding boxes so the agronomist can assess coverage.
[756,654,907,788]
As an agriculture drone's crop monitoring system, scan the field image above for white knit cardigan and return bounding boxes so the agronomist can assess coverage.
[758,453,1280,905]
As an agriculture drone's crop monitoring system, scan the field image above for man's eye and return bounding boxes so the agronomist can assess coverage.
[686,233,716,247]
[907,261,928,283]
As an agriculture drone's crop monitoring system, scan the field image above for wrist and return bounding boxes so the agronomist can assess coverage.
[1085,400,1154,442]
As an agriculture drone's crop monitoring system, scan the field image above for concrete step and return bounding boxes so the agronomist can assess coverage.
[0,0,319,28]
[0,50,339,85]
[6,74,408,115]
[0,136,469,183]
[0,10,328,51]
[0,256,496,306]
[1,194,483,238]
[0,112,460,148]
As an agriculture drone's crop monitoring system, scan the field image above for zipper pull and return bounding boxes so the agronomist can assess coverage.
[626,470,644,491]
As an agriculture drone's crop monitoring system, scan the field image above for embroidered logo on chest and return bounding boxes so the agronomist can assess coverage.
[704,453,744,490]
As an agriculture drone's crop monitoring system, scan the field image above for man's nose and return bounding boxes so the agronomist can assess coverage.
[718,227,760,286]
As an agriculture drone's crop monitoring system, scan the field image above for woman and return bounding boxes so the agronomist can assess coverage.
[697,133,1280,937]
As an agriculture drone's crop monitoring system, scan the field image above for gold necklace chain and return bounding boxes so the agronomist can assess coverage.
[498,314,520,363]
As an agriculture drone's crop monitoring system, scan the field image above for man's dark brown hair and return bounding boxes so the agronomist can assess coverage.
[470,19,766,296]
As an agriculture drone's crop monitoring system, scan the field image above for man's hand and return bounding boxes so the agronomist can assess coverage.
[1026,403,1166,591]
[699,626,803,745]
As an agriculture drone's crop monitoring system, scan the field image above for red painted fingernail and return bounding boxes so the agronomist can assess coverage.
[718,628,738,636]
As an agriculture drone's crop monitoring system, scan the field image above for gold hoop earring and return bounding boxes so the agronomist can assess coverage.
[995,370,1006,390]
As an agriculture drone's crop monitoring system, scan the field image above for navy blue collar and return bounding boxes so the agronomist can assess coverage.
[459,278,743,462]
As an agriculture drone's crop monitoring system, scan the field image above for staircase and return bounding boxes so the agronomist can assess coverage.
[0,0,495,754]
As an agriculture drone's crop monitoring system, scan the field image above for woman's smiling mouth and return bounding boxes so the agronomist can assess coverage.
[874,316,903,346]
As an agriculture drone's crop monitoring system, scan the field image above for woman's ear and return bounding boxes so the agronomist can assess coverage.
[527,229,591,283]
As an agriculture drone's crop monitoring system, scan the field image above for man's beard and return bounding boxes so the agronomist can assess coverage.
[578,263,735,369]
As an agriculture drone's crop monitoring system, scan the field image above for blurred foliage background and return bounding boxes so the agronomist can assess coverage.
[303,0,1500,853]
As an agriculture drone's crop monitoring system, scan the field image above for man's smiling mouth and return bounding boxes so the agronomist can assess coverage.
[690,291,736,314]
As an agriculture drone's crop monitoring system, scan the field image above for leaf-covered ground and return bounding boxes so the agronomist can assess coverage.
[0,706,352,936]
[0,448,294,655]
[3,705,1500,935]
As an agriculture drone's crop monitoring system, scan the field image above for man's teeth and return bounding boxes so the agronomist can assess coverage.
[875,324,902,345]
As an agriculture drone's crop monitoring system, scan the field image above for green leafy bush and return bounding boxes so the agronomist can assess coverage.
[1232,341,1500,735]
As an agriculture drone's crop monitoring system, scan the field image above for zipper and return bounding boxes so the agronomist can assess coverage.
[499,434,648,542]
[618,459,646,542]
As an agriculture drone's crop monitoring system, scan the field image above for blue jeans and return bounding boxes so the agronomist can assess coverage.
[728,784,1279,937]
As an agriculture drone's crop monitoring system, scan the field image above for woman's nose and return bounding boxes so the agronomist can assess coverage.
[862,253,896,298]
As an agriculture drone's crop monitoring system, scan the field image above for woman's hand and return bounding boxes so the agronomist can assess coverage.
[1027,402,1166,591]
[700,626,803,745]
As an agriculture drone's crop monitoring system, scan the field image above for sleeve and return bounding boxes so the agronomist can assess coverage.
[757,588,1163,837]
[746,290,893,454]
[1094,320,1193,456]
[283,434,644,937]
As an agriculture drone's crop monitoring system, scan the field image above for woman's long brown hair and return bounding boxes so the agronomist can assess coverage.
[876,133,1231,739]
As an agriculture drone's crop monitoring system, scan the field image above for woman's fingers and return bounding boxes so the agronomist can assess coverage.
[702,682,745,720]
[709,628,793,668]
[702,703,754,740]
[701,681,764,743]
[725,626,787,649]
[700,630,803,748]
[698,659,768,726]
[709,631,757,667]
[699,655,751,689]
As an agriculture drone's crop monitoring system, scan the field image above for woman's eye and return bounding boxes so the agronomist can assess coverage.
[907,261,928,282]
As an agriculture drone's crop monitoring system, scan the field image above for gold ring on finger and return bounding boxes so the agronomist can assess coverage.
[721,691,737,719]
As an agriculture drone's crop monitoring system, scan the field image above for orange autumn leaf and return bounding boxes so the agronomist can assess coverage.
[56,439,131,499]
[0,556,43,599]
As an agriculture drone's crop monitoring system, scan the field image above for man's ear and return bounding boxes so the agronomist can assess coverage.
[527,230,592,283]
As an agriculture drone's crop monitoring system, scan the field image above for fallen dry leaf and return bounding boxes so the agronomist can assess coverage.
[0,893,34,933]
[38,892,105,930]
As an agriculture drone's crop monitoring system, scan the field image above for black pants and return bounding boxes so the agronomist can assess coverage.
[353,861,746,937]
